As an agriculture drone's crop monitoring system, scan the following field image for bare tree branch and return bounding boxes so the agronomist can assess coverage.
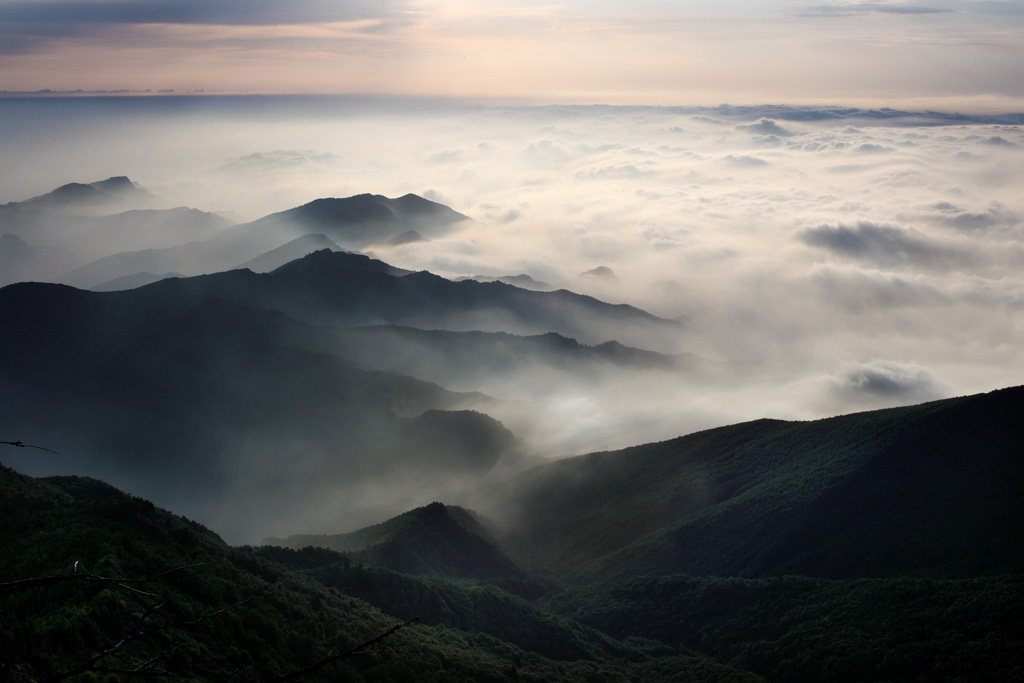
[4,552,421,683]
[257,616,421,683]
[0,563,211,595]
[1,440,58,454]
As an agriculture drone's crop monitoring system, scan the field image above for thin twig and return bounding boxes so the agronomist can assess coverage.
[0,563,211,595]
[257,617,420,683]
[1,440,58,454]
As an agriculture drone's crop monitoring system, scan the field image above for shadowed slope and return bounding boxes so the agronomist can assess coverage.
[269,502,524,581]
[143,249,686,352]
[482,387,1024,581]
[0,282,520,542]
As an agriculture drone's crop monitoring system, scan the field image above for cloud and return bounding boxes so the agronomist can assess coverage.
[720,154,769,167]
[798,221,976,271]
[809,266,949,313]
[0,0,415,56]
[428,149,465,164]
[575,164,656,180]
[854,143,895,154]
[917,201,1021,234]
[216,150,343,173]
[798,2,953,18]
[983,136,1018,147]
[3,99,1024,460]
[825,360,945,409]
[0,1,403,27]
[736,118,794,137]
[523,141,573,166]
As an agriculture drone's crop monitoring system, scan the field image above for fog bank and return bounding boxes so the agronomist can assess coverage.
[3,96,1022,457]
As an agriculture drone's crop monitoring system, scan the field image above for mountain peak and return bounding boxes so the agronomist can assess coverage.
[244,192,469,248]
[268,501,523,581]
[88,176,142,196]
[19,175,155,212]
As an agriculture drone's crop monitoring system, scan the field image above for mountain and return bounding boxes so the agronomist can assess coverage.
[1,464,707,682]
[0,240,694,540]
[239,193,470,247]
[0,178,231,286]
[16,175,157,212]
[0,282,521,542]
[3,388,1022,681]
[474,386,1024,582]
[55,192,463,287]
[297,325,691,394]
[143,249,687,352]
[0,233,78,286]
[269,502,525,581]
[234,232,341,272]
[545,572,1024,683]
[91,270,185,291]
[459,273,555,291]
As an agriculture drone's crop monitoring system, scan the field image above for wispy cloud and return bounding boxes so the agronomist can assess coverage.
[798,221,978,272]
[1,1,1021,104]
[0,1,409,26]
[798,2,953,17]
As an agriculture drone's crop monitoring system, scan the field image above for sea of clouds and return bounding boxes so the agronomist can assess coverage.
[3,96,1022,454]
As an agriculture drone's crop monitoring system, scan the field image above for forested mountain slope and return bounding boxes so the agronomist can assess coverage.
[480,386,1024,581]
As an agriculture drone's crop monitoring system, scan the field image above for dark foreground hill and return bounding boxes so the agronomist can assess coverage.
[473,386,1024,582]
[0,464,763,682]
[3,387,1024,681]
[5,461,1020,683]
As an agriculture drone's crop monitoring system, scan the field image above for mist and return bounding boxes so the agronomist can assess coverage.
[2,95,1023,539]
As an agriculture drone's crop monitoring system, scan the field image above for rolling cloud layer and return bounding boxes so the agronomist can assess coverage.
[2,97,1022,459]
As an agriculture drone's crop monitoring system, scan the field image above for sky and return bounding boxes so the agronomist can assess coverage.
[1,1,1023,108]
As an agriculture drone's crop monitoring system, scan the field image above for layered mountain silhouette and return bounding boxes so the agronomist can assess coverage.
[300,325,691,394]
[1,179,470,289]
[4,176,1022,681]
[0,178,228,287]
[459,273,555,291]
[233,232,341,273]
[61,190,468,287]
[0,240,694,539]
[0,281,524,540]
[139,249,686,352]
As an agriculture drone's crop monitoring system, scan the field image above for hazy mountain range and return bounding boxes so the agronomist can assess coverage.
[1,177,1021,681]
[0,178,469,289]
[1,177,694,538]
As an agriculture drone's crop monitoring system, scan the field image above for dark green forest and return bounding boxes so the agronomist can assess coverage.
[3,386,1023,681]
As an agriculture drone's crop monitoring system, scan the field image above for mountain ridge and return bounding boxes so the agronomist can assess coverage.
[472,385,1024,582]
[267,502,525,581]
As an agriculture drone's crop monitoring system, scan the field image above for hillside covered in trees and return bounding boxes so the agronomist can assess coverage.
[3,387,1023,681]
